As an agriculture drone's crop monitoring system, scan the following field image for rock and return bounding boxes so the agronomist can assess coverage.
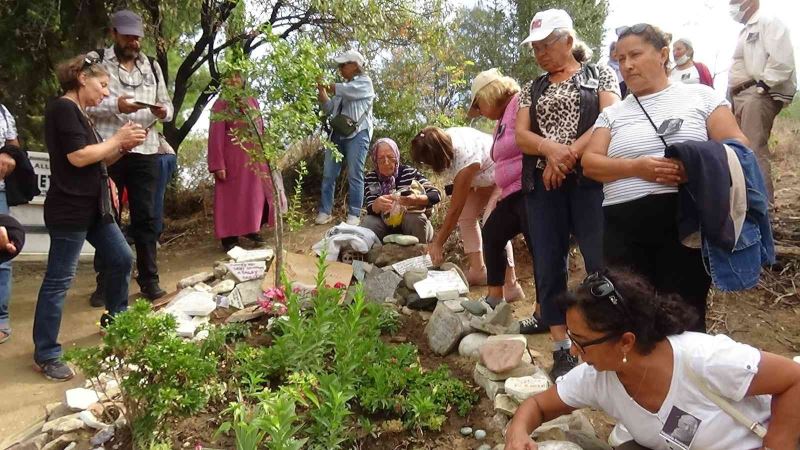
[401,306,413,316]
[63,445,76,450]
[494,394,518,417]
[424,303,467,355]
[493,446,505,450]
[165,290,217,316]
[505,372,552,403]
[45,402,72,421]
[226,279,263,309]
[7,433,48,450]
[460,426,473,436]
[65,388,100,411]
[177,271,215,289]
[474,429,487,440]
[487,334,528,346]
[475,362,538,382]
[537,442,582,450]
[794,356,800,364]
[491,413,509,432]
[459,333,490,359]
[213,262,228,279]
[480,340,525,373]
[461,299,487,316]
[477,444,492,450]
[210,279,236,294]
[383,234,419,246]
[406,293,437,311]
[435,289,460,301]
[372,243,427,267]
[472,361,506,400]
[226,304,266,323]
[403,268,428,290]
[228,247,274,263]
[443,299,464,313]
[470,302,515,335]
[42,413,84,434]
[226,261,267,283]
[363,269,402,303]
[90,427,115,446]
[351,260,374,282]
[565,430,612,450]
[193,282,212,292]
[439,262,468,287]
[42,433,79,450]
[79,410,108,430]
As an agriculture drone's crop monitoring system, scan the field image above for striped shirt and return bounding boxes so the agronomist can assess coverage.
[364,164,441,215]
[86,47,174,155]
[595,82,729,206]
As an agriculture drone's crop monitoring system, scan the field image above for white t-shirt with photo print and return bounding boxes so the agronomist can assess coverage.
[441,127,496,188]
[556,332,771,450]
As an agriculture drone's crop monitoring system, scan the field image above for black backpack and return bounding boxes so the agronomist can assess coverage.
[521,64,602,192]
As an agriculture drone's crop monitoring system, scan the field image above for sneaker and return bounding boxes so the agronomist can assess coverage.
[345,214,360,226]
[243,233,265,244]
[549,348,578,381]
[315,212,333,225]
[35,359,75,382]
[518,314,548,335]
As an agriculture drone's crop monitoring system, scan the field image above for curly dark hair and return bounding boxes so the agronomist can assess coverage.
[559,268,697,354]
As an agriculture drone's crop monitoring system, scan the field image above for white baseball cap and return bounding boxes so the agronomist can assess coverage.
[332,49,366,67]
[520,9,573,46]
[467,68,503,118]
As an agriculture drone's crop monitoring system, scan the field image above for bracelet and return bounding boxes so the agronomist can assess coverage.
[537,138,549,155]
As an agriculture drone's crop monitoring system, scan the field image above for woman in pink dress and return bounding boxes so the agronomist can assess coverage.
[207,73,284,251]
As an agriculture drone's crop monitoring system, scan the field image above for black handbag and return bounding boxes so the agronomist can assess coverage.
[0,144,40,206]
[329,101,369,137]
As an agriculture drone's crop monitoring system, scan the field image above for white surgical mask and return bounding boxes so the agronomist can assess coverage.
[729,3,746,22]
[675,55,690,66]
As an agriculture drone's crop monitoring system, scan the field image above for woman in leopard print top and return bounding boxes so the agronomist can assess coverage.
[514,8,620,380]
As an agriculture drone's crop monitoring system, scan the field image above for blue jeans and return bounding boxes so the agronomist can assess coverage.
[33,222,133,363]
[320,130,370,217]
[525,172,604,327]
[0,191,11,330]
[154,153,177,237]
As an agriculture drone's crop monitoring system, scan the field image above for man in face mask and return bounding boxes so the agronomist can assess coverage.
[669,38,713,87]
[727,0,796,203]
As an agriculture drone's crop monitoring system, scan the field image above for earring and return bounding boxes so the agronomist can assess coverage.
[622,352,628,364]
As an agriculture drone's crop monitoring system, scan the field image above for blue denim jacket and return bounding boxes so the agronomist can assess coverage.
[702,140,775,291]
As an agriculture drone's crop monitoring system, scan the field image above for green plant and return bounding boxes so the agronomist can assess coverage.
[65,301,218,447]
[216,392,267,450]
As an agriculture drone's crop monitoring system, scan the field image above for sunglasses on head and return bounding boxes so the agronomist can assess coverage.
[82,55,101,69]
[582,272,632,318]
[615,23,652,38]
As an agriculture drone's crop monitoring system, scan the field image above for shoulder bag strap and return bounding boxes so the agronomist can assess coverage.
[632,94,669,151]
[682,354,768,438]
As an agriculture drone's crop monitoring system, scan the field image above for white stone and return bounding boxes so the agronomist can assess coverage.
[494,394,518,417]
[42,413,85,434]
[443,299,465,313]
[227,279,263,309]
[226,261,267,282]
[475,361,538,382]
[78,411,108,431]
[435,289,460,301]
[794,356,800,364]
[166,290,216,316]
[505,373,552,403]
[226,246,247,260]
[459,333,489,359]
[487,334,528,346]
[65,388,100,411]
[232,248,274,263]
[192,282,212,292]
[176,271,215,289]
[210,279,236,294]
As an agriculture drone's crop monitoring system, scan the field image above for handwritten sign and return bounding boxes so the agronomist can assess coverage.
[413,269,468,299]
[391,254,433,276]
[226,261,267,283]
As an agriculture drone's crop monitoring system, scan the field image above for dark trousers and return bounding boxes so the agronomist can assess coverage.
[483,191,531,286]
[34,222,133,363]
[99,153,160,288]
[525,172,605,327]
[603,193,710,332]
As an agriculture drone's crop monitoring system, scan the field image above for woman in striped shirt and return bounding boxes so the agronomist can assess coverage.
[360,138,441,243]
[582,24,747,330]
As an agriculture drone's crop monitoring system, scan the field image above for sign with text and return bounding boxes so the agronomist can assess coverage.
[226,261,267,283]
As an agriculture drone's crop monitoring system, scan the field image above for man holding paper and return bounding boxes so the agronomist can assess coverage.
[87,9,174,302]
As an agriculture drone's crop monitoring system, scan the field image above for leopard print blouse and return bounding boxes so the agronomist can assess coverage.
[518,64,620,145]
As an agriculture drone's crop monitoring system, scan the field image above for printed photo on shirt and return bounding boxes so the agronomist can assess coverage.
[660,406,702,450]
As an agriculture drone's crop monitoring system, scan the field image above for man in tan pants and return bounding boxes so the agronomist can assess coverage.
[728,0,796,203]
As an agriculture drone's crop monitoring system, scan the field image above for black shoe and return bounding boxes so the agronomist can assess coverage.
[549,348,578,381]
[519,314,548,335]
[243,233,265,244]
[89,287,105,308]
[221,237,239,252]
[35,359,75,382]
[100,312,115,329]
[140,284,167,300]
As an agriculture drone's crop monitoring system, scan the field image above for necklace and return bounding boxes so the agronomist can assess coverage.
[632,364,650,399]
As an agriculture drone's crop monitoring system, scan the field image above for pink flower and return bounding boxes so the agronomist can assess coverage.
[333,282,347,289]
[263,287,286,302]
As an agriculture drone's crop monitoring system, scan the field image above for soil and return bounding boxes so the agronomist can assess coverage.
[3,117,799,449]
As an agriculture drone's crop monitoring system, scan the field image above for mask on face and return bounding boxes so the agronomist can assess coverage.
[729,3,746,22]
[675,55,690,66]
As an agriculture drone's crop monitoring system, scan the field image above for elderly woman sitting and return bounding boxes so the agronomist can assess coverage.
[360,138,441,243]
[505,269,800,450]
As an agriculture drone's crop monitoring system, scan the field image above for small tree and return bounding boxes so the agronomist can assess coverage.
[213,27,333,285]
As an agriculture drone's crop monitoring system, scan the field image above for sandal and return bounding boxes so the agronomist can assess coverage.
[1,328,11,344]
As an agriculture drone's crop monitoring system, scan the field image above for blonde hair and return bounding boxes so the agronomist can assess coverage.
[56,53,109,92]
[473,76,521,108]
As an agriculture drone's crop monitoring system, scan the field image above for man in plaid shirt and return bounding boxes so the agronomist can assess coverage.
[87,10,174,301]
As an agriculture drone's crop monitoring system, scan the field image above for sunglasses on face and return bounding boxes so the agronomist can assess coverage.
[567,329,621,354]
[615,23,652,38]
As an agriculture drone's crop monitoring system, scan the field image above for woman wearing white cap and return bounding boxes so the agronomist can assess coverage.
[515,8,620,380]
[316,49,375,226]
[669,38,714,87]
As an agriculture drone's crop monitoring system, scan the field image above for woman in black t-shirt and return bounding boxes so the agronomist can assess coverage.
[33,54,146,381]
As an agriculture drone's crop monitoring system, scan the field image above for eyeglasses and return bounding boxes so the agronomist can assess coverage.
[582,272,632,319]
[615,23,652,38]
[377,156,397,164]
[117,61,144,88]
[567,329,621,354]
